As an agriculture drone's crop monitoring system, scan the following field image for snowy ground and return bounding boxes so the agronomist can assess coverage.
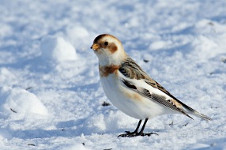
[0,0,226,149]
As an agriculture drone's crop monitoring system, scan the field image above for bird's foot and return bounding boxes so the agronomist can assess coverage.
[118,131,158,137]
[118,131,138,137]
[139,132,158,136]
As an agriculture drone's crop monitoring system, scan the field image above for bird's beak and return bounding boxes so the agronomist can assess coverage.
[90,43,99,51]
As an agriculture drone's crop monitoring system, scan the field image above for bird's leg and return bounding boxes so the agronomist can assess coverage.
[138,118,158,136]
[125,120,142,134]
[118,118,158,137]
[138,118,149,136]
[118,120,142,137]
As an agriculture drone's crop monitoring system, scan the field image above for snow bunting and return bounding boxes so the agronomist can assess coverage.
[91,34,211,137]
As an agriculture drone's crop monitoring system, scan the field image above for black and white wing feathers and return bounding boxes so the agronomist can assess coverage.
[119,57,211,121]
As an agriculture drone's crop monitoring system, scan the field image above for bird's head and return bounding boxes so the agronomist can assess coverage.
[91,34,127,66]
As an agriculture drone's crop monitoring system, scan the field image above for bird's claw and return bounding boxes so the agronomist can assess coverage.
[118,131,158,137]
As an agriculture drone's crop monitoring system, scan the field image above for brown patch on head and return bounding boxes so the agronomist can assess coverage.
[93,34,107,43]
[109,43,118,53]
[91,34,121,53]
[99,65,120,77]
[93,34,119,43]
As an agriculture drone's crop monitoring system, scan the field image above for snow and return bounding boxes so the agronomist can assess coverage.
[0,0,226,149]
[40,36,77,62]
[0,86,48,118]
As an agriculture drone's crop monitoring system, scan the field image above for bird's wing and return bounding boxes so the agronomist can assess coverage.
[119,57,211,120]
[119,57,178,99]
[121,78,193,119]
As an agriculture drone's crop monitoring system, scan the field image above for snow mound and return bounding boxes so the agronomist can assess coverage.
[66,26,91,50]
[40,36,77,63]
[0,87,48,119]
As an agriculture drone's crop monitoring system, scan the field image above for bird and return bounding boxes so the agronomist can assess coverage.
[90,34,211,137]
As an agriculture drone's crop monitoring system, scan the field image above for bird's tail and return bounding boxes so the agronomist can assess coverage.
[181,102,212,121]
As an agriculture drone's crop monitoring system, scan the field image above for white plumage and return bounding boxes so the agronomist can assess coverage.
[91,34,211,137]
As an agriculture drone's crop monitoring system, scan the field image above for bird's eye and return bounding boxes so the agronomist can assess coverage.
[104,41,108,46]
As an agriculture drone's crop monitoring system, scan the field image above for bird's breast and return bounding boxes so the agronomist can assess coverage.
[99,65,120,77]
